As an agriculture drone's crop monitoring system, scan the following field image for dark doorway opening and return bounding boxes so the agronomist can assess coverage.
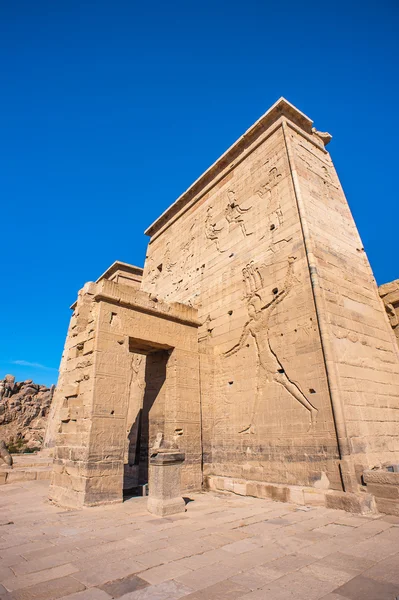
[124,344,170,498]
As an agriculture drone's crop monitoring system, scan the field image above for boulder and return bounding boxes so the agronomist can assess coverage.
[0,374,55,453]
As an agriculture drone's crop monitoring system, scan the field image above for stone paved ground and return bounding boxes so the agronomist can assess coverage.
[1,481,399,600]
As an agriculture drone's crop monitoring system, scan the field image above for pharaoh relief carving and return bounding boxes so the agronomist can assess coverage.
[255,166,283,233]
[224,258,318,433]
[146,255,162,289]
[205,206,225,253]
[164,242,177,273]
[126,354,145,465]
[262,236,294,257]
[128,354,145,389]
[172,220,197,292]
[224,190,253,237]
[198,314,214,344]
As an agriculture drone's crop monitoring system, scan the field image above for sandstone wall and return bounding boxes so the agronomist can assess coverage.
[141,104,399,493]
[141,120,341,490]
[286,125,399,488]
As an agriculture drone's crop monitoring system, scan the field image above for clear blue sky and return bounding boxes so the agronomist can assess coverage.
[1,1,398,386]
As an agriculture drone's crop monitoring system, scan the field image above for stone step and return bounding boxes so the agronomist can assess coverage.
[0,453,53,485]
[0,465,52,485]
[10,453,53,468]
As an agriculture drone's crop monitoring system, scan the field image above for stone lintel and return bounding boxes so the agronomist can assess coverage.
[145,97,318,238]
[93,278,200,327]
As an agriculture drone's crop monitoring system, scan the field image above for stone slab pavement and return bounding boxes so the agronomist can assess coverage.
[1,481,399,600]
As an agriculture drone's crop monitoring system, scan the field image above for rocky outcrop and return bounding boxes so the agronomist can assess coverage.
[379,280,399,346]
[0,375,55,452]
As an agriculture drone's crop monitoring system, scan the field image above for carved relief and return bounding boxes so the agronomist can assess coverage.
[224,258,318,433]
[164,242,177,273]
[224,190,253,237]
[126,354,145,466]
[205,207,225,253]
[255,166,283,232]
[297,141,341,207]
[172,220,197,291]
[260,236,293,256]
[198,314,214,343]
[146,256,162,289]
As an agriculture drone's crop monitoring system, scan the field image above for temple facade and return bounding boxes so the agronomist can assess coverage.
[46,98,399,514]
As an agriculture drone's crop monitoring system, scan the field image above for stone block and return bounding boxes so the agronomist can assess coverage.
[325,491,376,515]
[147,443,185,517]
[233,481,247,496]
[364,470,399,485]
[11,577,85,600]
[303,489,326,507]
[375,497,399,516]
[63,384,79,398]
[288,487,305,505]
[6,469,37,483]
[367,483,399,500]
[83,338,95,355]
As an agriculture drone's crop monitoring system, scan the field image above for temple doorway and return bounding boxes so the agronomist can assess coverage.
[123,338,171,496]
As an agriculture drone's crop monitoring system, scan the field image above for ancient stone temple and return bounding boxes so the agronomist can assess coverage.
[46,98,399,513]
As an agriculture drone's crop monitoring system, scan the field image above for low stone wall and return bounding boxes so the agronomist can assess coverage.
[205,475,376,515]
[363,470,399,516]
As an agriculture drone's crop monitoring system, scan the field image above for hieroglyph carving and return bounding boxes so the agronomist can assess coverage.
[224,258,318,433]
[224,191,252,237]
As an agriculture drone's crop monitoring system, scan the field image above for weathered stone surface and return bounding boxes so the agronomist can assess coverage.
[0,440,13,466]
[379,279,399,346]
[147,435,186,517]
[0,376,54,452]
[363,469,399,485]
[374,497,399,516]
[334,575,399,600]
[100,573,149,597]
